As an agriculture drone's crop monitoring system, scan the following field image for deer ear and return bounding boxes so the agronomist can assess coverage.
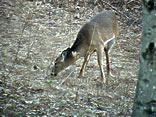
[72,51,78,58]
[60,52,66,62]
[60,48,71,62]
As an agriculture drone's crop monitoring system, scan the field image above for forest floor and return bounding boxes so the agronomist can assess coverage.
[0,0,141,116]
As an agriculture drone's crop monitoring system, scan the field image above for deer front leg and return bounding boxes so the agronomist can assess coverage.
[96,48,106,83]
[79,53,91,77]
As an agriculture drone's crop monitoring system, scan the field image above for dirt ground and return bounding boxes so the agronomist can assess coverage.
[0,0,141,116]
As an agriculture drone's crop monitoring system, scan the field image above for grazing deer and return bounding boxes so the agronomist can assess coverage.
[51,10,119,83]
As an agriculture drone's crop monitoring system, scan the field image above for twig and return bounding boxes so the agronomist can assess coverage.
[100,0,133,20]
[59,70,74,86]
[15,23,27,61]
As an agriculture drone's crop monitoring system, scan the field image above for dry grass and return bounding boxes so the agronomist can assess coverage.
[0,0,141,116]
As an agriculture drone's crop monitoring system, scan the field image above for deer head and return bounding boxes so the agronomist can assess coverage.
[51,48,78,76]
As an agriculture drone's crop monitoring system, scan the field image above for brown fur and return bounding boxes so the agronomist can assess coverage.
[51,10,119,83]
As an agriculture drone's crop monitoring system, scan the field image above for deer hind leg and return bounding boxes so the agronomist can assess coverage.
[104,47,110,76]
[96,47,106,83]
[105,39,115,77]
[79,52,92,77]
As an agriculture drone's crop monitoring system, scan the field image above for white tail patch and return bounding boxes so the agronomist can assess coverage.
[104,35,115,47]
[97,29,115,47]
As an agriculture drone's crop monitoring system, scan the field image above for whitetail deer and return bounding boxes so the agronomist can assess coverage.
[51,10,119,83]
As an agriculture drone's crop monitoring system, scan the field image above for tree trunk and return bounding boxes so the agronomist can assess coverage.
[132,0,156,117]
